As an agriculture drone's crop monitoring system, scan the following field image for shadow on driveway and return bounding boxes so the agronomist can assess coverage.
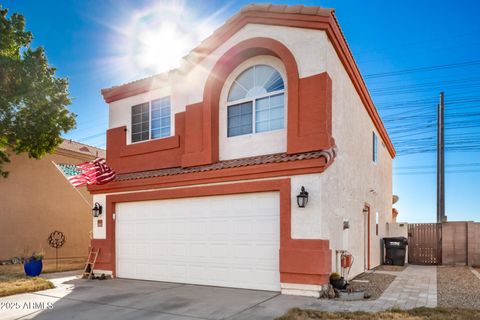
[16,277,316,320]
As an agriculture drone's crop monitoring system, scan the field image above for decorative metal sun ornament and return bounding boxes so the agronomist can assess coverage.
[48,231,66,248]
[48,231,66,269]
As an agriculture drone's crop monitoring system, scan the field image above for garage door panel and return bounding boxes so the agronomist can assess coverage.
[116,192,280,291]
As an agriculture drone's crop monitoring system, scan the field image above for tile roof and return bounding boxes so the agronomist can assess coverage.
[235,4,332,17]
[116,148,336,182]
[57,140,106,158]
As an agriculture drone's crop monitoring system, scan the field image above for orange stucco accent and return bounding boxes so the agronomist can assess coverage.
[290,72,334,153]
[92,179,332,286]
[365,203,371,270]
[181,102,208,167]
[105,112,185,174]
[392,208,399,222]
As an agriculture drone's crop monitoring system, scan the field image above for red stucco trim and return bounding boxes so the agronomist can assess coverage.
[365,203,371,270]
[119,135,180,157]
[91,178,332,287]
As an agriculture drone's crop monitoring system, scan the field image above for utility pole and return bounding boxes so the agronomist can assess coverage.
[437,92,446,222]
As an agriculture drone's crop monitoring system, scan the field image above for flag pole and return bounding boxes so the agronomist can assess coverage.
[51,161,92,208]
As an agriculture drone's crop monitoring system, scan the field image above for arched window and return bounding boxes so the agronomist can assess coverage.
[226,65,285,137]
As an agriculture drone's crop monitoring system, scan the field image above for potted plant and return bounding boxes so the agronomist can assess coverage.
[24,251,44,277]
[329,272,346,290]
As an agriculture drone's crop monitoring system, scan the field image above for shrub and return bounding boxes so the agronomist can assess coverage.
[330,272,341,281]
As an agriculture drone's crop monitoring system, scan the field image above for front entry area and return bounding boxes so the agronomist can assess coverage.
[115,192,280,291]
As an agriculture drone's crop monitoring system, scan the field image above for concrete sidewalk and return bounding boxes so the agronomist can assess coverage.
[300,264,437,312]
[0,271,80,320]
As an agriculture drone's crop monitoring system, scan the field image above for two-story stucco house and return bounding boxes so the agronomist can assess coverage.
[88,4,396,297]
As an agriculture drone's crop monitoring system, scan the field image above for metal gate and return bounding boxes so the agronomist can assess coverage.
[408,223,442,265]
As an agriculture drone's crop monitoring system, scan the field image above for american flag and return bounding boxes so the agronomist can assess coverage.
[55,158,116,187]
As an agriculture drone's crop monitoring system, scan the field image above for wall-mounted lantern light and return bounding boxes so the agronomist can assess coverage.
[92,202,102,217]
[362,207,369,214]
[343,219,350,230]
[296,186,309,208]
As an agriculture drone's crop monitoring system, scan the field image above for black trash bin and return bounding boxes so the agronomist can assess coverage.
[383,237,408,266]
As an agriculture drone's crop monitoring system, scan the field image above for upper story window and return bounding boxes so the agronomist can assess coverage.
[131,96,171,143]
[227,65,285,137]
[372,132,378,163]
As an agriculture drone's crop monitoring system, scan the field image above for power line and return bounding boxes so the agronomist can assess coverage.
[76,132,106,142]
[394,169,480,176]
[395,163,480,170]
[364,60,480,79]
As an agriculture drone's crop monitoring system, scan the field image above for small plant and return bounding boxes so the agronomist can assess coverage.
[329,272,341,281]
[32,251,45,261]
[25,251,45,263]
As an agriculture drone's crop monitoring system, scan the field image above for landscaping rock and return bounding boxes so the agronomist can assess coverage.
[333,288,340,298]
[327,285,336,299]
[437,266,480,309]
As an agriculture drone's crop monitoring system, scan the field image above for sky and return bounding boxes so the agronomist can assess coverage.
[2,0,480,223]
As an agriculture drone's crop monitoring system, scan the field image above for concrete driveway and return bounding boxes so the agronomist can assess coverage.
[1,274,314,320]
[1,265,439,319]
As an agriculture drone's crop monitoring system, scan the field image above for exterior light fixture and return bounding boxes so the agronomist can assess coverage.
[92,202,102,217]
[296,186,309,208]
[363,207,369,214]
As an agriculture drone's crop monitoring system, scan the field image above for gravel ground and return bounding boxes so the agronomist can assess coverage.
[437,266,480,309]
[348,272,396,300]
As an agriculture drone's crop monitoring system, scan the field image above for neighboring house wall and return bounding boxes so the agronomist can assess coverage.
[0,145,100,261]
[467,222,480,267]
[442,221,480,266]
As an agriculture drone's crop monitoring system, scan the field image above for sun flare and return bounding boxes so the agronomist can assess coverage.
[99,1,225,80]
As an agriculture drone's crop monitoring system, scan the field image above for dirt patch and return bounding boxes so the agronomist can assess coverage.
[277,307,480,320]
[374,265,407,272]
[437,266,480,309]
[0,258,85,278]
[348,272,396,300]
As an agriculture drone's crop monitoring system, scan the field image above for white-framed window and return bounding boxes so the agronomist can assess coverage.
[227,65,285,137]
[131,96,171,143]
[372,132,378,163]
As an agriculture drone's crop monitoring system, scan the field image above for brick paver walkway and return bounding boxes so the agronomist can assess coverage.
[302,264,437,312]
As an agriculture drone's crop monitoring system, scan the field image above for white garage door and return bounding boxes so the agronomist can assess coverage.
[116,192,280,291]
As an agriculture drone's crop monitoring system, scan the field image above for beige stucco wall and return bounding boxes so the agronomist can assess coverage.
[312,33,393,278]
[0,151,93,261]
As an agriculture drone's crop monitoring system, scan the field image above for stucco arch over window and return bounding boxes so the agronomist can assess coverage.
[183,37,332,167]
[219,56,288,160]
[184,37,301,167]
